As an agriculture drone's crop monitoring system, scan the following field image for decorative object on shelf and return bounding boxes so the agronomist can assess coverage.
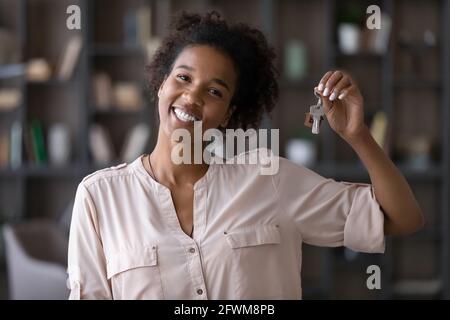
[0,88,22,111]
[337,3,364,55]
[286,139,317,168]
[57,34,83,81]
[113,82,143,111]
[370,111,389,154]
[397,135,433,170]
[89,124,115,165]
[423,29,437,47]
[93,72,113,110]
[48,123,71,167]
[26,58,51,82]
[286,127,317,168]
[120,123,151,163]
[284,39,308,81]
[338,23,361,55]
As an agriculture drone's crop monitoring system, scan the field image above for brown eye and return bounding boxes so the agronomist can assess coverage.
[209,88,223,98]
[177,74,190,82]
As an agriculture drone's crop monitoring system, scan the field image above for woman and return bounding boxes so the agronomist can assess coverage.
[68,11,424,299]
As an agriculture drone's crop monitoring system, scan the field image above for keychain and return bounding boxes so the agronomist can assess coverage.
[304,88,325,134]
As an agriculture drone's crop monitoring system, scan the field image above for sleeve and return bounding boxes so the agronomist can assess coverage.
[67,182,113,299]
[274,157,385,253]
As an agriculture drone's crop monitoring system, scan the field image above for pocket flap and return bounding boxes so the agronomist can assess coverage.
[106,245,158,279]
[225,225,281,249]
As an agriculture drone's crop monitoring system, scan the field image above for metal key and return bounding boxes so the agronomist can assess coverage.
[309,90,324,134]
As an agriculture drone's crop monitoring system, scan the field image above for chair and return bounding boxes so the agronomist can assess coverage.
[3,219,70,299]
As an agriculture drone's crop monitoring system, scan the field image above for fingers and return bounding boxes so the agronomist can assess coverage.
[317,70,353,101]
[317,71,333,91]
[314,86,333,114]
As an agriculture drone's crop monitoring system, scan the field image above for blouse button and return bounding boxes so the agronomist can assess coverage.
[188,247,196,253]
[197,289,203,295]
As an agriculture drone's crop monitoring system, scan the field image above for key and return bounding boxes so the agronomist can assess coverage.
[304,89,324,134]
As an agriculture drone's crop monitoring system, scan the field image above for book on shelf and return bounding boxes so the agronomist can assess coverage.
[0,130,10,167]
[30,119,47,165]
[57,34,83,81]
[23,124,36,164]
[120,123,151,163]
[10,121,22,169]
[89,124,115,165]
[137,4,152,47]
[93,72,113,110]
[123,4,152,47]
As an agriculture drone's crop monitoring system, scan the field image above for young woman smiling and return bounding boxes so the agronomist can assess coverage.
[67,11,424,300]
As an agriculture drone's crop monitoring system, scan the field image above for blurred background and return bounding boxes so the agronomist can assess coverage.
[0,0,449,299]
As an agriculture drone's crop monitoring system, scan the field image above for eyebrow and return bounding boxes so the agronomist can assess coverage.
[175,64,231,92]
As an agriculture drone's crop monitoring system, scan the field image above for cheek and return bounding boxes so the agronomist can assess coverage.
[203,104,229,125]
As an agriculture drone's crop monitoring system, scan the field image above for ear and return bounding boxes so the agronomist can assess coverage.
[220,105,236,128]
[158,76,167,98]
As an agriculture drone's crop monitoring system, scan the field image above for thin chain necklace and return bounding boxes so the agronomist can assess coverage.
[148,153,194,237]
[147,154,158,183]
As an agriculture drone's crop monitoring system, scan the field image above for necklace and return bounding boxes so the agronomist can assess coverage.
[147,154,159,183]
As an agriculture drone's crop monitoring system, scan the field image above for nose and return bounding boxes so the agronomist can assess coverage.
[183,88,204,107]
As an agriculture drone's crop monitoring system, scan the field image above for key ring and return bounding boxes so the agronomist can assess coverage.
[313,87,322,105]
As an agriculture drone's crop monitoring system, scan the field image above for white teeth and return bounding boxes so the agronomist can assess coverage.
[173,107,198,122]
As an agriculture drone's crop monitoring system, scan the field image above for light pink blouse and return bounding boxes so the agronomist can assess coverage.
[67,149,385,300]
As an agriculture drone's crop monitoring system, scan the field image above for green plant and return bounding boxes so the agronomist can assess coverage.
[337,3,365,26]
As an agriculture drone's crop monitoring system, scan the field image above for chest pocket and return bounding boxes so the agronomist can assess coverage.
[106,245,164,299]
[225,224,283,299]
[225,224,281,248]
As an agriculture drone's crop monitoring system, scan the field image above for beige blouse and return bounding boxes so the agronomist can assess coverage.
[67,149,385,300]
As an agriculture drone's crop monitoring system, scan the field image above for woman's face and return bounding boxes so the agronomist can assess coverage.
[157,45,237,139]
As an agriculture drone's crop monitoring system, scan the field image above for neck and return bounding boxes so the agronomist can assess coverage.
[150,128,209,186]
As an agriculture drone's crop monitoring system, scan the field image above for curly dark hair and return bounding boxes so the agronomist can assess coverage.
[146,11,279,130]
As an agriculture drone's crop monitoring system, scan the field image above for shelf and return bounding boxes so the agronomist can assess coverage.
[334,52,385,60]
[27,79,76,87]
[0,106,21,115]
[0,167,23,178]
[24,164,83,178]
[0,64,26,79]
[90,44,146,56]
[92,108,144,116]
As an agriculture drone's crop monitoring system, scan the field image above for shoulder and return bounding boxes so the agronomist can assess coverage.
[81,162,134,188]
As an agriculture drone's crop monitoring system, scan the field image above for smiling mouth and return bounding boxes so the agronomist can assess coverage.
[171,106,200,123]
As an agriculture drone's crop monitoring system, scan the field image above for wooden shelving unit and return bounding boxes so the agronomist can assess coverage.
[0,0,448,299]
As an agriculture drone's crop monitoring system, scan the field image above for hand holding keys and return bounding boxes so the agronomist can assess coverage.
[304,88,325,134]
